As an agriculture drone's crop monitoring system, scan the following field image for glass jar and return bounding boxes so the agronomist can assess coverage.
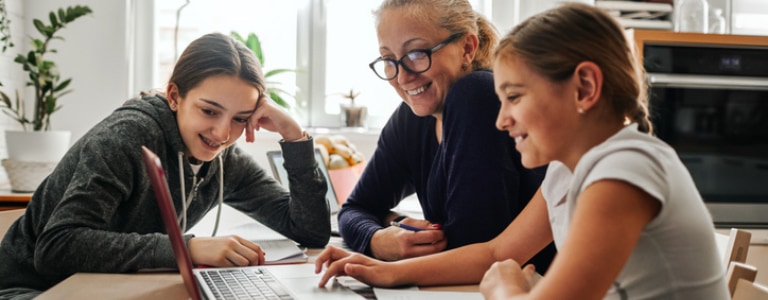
[675,0,709,33]
[709,8,726,34]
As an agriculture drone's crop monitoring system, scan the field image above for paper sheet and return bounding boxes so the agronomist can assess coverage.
[218,222,307,264]
[373,287,483,300]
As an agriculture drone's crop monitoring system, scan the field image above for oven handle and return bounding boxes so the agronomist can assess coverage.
[647,73,768,90]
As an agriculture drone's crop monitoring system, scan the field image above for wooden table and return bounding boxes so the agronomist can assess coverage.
[37,238,478,299]
[0,188,32,211]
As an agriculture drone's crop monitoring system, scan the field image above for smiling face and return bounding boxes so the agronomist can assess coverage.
[168,74,259,162]
[493,55,580,169]
[376,7,467,118]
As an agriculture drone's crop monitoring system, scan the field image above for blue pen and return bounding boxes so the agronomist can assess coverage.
[390,220,422,232]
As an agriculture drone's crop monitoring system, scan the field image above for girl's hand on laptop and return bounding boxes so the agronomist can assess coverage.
[314,245,404,288]
[245,95,303,143]
[189,235,266,267]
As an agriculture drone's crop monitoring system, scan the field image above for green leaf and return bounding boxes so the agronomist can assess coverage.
[0,90,10,107]
[32,39,45,51]
[264,68,296,78]
[25,51,36,65]
[54,78,71,92]
[33,19,46,36]
[13,53,26,64]
[55,90,72,100]
[49,12,59,28]
[246,33,264,65]
[231,31,244,43]
[63,5,92,23]
[266,86,292,97]
[45,94,57,114]
[269,92,289,109]
[57,9,65,25]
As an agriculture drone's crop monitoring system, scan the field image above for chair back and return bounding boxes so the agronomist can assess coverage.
[716,228,751,267]
[726,262,759,297]
[0,209,25,239]
[732,278,768,300]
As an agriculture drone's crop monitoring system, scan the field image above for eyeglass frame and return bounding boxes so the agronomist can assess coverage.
[368,32,464,81]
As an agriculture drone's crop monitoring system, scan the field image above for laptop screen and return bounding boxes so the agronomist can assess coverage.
[266,149,340,213]
[141,146,204,300]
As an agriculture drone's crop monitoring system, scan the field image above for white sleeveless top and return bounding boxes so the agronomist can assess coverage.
[541,124,729,300]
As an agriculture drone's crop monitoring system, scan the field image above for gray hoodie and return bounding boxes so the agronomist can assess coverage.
[0,95,330,296]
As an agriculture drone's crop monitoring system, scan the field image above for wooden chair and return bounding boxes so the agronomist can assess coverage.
[716,228,752,268]
[726,262,759,297]
[0,209,25,239]
[732,278,768,300]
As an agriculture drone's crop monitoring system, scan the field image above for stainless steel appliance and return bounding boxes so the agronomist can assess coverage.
[643,39,768,227]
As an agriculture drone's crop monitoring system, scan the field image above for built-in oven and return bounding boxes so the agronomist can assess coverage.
[643,38,768,228]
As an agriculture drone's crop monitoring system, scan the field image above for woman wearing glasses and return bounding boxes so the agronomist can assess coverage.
[338,0,555,271]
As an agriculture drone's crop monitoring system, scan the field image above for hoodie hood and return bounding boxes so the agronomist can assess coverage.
[117,94,188,157]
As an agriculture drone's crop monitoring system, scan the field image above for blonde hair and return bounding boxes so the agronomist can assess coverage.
[374,0,499,71]
[494,3,652,133]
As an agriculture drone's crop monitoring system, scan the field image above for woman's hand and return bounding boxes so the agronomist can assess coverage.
[370,218,445,261]
[480,259,535,299]
[188,235,266,267]
[314,245,402,288]
[245,95,303,143]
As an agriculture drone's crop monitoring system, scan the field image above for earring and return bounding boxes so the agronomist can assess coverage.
[170,104,177,110]
[577,107,585,114]
[461,63,468,71]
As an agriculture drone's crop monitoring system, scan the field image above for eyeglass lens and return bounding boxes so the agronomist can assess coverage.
[372,51,430,80]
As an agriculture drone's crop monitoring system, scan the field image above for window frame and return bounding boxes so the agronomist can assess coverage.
[145,0,502,129]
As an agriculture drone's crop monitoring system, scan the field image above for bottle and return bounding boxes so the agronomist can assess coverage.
[675,0,709,33]
[709,8,726,34]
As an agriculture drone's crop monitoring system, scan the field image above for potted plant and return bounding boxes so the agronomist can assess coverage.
[0,4,92,192]
[230,31,298,113]
[337,88,367,127]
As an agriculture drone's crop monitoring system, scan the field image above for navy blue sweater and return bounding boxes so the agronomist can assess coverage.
[338,70,556,271]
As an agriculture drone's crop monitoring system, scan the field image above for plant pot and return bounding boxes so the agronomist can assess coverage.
[3,130,71,192]
[340,104,367,127]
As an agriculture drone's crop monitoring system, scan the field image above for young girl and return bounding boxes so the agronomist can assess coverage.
[314,4,728,299]
[0,32,330,299]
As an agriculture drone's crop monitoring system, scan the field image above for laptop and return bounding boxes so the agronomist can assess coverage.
[266,150,341,236]
[141,146,363,300]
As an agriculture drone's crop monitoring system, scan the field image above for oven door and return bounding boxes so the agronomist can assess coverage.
[648,73,768,227]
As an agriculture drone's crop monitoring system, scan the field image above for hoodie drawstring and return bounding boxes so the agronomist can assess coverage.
[177,152,224,236]
[178,153,188,232]
[211,155,224,236]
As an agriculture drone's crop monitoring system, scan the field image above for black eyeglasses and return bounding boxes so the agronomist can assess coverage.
[369,33,463,81]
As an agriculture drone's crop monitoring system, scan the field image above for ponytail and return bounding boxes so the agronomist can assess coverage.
[472,14,499,71]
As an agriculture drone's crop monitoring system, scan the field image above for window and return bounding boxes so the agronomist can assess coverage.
[154,0,491,129]
[317,0,400,128]
[154,0,297,102]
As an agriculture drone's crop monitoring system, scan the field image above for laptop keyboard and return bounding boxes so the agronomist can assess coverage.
[331,214,339,233]
[199,268,294,300]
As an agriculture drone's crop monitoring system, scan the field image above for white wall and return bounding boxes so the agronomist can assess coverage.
[0,0,24,183]
[0,0,133,144]
[31,0,133,141]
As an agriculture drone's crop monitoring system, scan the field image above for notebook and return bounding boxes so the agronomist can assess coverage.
[266,150,341,236]
[141,146,363,300]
